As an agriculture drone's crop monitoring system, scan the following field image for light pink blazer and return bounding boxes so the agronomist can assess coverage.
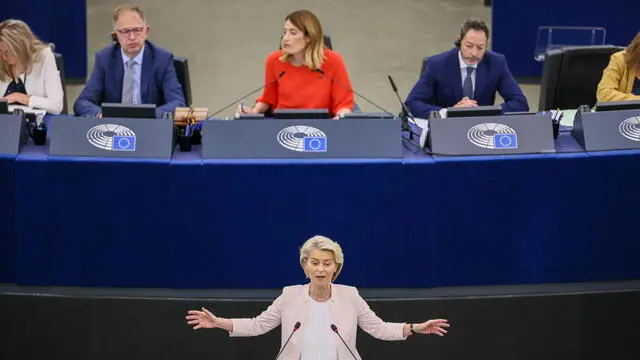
[231,284,406,360]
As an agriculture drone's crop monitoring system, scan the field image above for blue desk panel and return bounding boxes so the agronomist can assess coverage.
[0,155,15,282]
[6,133,640,288]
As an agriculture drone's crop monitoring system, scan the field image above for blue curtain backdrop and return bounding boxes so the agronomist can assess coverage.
[0,0,87,80]
[492,0,638,77]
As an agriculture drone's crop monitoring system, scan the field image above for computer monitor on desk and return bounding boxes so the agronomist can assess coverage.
[446,105,502,118]
[339,112,396,119]
[0,99,8,114]
[273,108,330,119]
[101,103,156,119]
[595,100,640,112]
[236,114,265,120]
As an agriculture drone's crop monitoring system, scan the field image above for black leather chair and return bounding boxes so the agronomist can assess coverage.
[53,52,68,114]
[538,45,624,111]
[173,57,192,106]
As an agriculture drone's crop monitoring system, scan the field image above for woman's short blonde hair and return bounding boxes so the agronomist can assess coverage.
[0,19,50,82]
[279,10,326,70]
[299,235,344,281]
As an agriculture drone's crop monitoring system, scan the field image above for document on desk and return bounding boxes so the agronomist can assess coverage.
[550,109,577,127]
[409,117,429,148]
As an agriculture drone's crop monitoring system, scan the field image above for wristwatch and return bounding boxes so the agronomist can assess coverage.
[410,323,417,334]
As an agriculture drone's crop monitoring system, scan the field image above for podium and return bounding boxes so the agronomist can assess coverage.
[428,113,555,155]
[202,118,402,159]
[572,109,640,151]
[0,114,29,155]
[49,116,174,159]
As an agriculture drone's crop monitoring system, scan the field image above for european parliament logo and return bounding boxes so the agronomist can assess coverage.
[112,136,136,151]
[277,125,327,152]
[87,124,137,151]
[494,134,517,149]
[303,137,327,152]
[618,116,640,142]
[467,123,518,150]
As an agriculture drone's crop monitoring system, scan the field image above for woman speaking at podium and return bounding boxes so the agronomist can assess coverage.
[186,235,449,360]
[0,19,64,114]
[239,10,355,119]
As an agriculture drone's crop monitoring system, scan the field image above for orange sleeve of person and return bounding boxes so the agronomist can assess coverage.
[326,52,355,114]
[257,52,280,106]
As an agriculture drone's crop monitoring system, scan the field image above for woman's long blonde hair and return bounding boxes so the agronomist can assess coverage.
[624,32,640,70]
[0,19,50,82]
[279,10,326,70]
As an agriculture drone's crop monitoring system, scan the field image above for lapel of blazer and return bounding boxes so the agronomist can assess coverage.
[112,46,124,102]
[474,58,488,101]
[329,285,362,360]
[0,81,9,98]
[289,284,310,349]
[448,50,463,103]
[624,64,635,93]
[140,41,153,103]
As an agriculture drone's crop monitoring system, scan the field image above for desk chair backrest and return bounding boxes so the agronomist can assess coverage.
[53,52,68,114]
[173,57,192,106]
[539,45,624,111]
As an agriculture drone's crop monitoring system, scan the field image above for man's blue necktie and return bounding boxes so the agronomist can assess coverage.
[463,66,474,99]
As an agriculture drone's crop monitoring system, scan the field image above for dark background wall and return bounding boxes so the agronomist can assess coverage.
[0,0,87,80]
[492,0,639,77]
[1,289,639,360]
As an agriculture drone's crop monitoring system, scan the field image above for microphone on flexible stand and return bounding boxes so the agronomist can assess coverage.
[330,324,360,360]
[387,75,417,140]
[275,321,301,360]
[314,69,397,119]
[206,71,286,119]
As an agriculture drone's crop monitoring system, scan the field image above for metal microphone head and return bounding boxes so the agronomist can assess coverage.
[330,324,338,332]
[294,321,301,330]
[315,68,326,74]
[388,75,398,93]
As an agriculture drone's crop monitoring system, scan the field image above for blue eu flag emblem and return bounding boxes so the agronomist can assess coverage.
[303,137,327,152]
[494,134,517,149]
[112,136,136,151]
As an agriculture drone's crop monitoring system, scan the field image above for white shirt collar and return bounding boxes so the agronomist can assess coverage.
[121,45,145,66]
[458,50,478,70]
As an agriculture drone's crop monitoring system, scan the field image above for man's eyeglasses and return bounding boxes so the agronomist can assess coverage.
[115,26,145,36]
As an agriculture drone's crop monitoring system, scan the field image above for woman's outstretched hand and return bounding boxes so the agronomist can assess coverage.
[186,307,217,330]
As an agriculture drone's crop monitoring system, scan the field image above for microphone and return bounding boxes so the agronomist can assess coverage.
[275,321,301,360]
[207,71,286,119]
[387,75,416,138]
[314,69,396,119]
[330,324,359,360]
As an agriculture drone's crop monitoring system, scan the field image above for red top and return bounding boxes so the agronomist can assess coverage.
[257,49,354,116]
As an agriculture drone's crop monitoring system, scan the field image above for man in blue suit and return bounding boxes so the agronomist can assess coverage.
[74,4,185,118]
[405,19,528,118]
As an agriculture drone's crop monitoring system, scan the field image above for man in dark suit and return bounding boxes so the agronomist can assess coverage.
[73,4,185,118]
[405,19,528,118]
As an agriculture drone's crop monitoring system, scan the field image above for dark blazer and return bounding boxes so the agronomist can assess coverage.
[73,41,185,118]
[405,48,528,118]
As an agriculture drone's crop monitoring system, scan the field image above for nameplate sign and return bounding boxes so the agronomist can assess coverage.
[49,116,173,159]
[0,114,29,155]
[428,114,555,155]
[202,118,402,159]
[572,109,640,151]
